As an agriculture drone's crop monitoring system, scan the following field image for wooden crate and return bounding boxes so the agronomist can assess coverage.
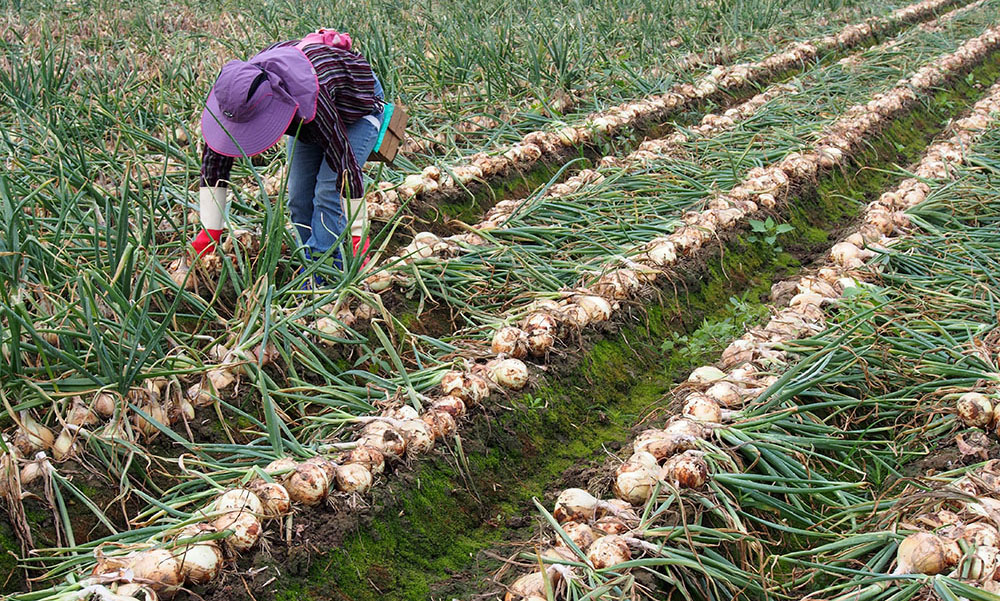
[369,103,408,164]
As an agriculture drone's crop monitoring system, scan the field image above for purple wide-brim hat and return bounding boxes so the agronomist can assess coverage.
[202,47,319,158]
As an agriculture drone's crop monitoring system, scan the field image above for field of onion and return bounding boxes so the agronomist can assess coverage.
[4,0,1000,600]
[473,76,1000,601]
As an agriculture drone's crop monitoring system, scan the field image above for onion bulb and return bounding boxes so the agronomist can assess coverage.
[214,488,264,517]
[492,326,528,358]
[893,532,960,575]
[336,463,373,493]
[682,393,723,423]
[67,398,99,427]
[397,419,436,454]
[957,392,994,428]
[553,488,598,523]
[593,516,630,535]
[421,410,457,440]
[664,418,707,440]
[586,535,631,569]
[285,462,331,506]
[554,520,595,550]
[133,403,168,438]
[366,270,393,292]
[440,370,491,405]
[127,549,183,594]
[176,527,223,585]
[961,522,1000,548]
[634,429,695,460]
[52,428,76,460]
[526,329,555,356]
[382,405,419,421]
[94,392,118,417]
[575,295,613,323]
[687,366,727,385]
[644,239,677,266]
[15,412,54,454]
[215,512,261,553]
[430,396,467,419]
[659,451,709,489]
[250,481,291,518]
[613,461,658,505]
[264,457,298,479]
[504,570,560,601]
[705,381,742,407]
[359,421,408,460]
[346,445,385,475]
[491,358,529,389]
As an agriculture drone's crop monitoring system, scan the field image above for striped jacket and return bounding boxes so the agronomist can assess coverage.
[200,40,382,199]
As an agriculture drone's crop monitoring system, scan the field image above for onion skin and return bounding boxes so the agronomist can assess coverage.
[504,570,560,601]
[659,451,709,489]
[107,549,183,595]
[492,326,529,358]
[554,520,596,550]
[491,358,529,389]
[430,396,467,419]
[177,536,223,585]
[250,481,292,518]
[215,512,262,553]
[360,421,408,460]
[586,535,632,569]
[613,460,658,505]
[894,532,960,575]
[336,463,373,493]
[214,488,264,517]
[634,429,696,460]
[553,488,598,523]
[285,463,331,506]
[957,392,994,428]
[421,410,457,440]
[440,370,490,405]
[397,418,436,455]
[346,445,386,475]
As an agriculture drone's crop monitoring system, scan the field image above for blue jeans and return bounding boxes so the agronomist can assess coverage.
[287,75,384,259]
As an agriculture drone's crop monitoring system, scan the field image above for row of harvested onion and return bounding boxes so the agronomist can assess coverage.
[363,0,962,219]
[498,42,1000,601]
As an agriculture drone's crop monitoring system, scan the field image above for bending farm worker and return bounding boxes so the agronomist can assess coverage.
[193,29,383,271]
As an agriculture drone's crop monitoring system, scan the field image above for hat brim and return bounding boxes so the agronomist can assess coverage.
[201,88,297,158]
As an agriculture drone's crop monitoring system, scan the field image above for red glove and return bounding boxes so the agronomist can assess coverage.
[352,236,370,267]
[191,228,223,257]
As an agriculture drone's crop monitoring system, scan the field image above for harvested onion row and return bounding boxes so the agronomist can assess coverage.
[496,72,1000,601]
[365,0,963,219]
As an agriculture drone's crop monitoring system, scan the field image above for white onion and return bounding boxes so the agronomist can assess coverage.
[360,421,408,459]
[421,410,457,439]
[634,429,695,460]
[52,428,76,460]
[664,418,707,440]
[397,418,436,454]
[127,549,183,593]
[440,370,491,405]
[705,381,742,407]
[961,522,1000,548]
[67,398,99,427]
[575,295,613,322]
[659,451,709,489]
[593,516,630,536]
[176,530,223,585]
[430,396,467,419]
[346,445,386,475]
[555,520,596,550]
[336,463,373,493]
[285,462,331,506]
[682,393,723,423]
[645,239,677,266]
[250,481,291,518]
[687,366,727,385]
[553,488,598,523]
[382,405,420,421]
[492,326,528,358]
[505,570,560,600]
[957,392,994,428]
[491,358,529,389]
[613,461,658,505]
[893,532,960,575]
[366,270,393,292]
[526,329,556,356]
[214,488,264,517]
[586,535,631,569]
[215,512,261,552]
[264,457,298,479]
